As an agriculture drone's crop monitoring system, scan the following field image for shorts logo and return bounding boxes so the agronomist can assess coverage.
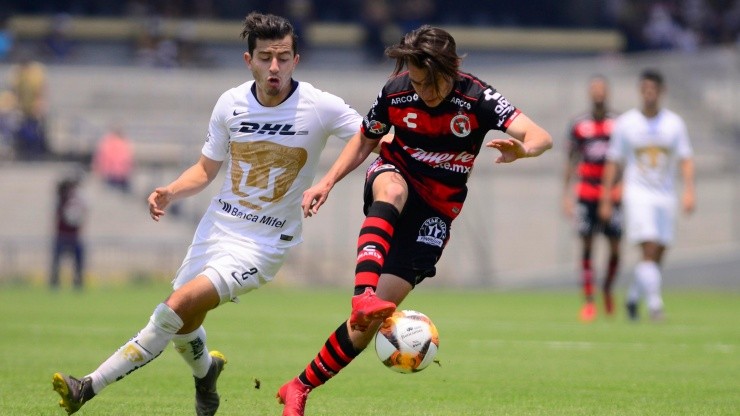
[450,114,471,137]
[417,217,447,247]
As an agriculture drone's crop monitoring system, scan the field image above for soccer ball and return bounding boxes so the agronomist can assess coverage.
[374,309,439,373]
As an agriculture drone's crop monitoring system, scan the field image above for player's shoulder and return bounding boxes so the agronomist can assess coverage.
[456,71,492,98]
[382,72,414,97]
[659,108,685,124]
[218,80,253,102]
[615,108,641,123]
[570,111,593,125]
[295,80,346,104]
[605,110,620,120]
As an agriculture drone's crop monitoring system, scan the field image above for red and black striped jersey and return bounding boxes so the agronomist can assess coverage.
[567,111,620,202]
[361,71,521,219]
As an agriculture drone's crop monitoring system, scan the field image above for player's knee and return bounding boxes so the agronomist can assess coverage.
[377,184,407,208]
[150,303,184,334]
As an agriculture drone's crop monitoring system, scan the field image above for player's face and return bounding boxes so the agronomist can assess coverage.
[407,63,452,108]
[640,79,663,110]
[245,35,299,106]
[589,78,608,107]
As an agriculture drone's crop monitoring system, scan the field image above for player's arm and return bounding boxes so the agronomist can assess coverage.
[372,132,393,154]
[302,131,378,217]
[148,155,222,221]
[484,113,552,163]
[680,157,696,214]
[598,160,619,222]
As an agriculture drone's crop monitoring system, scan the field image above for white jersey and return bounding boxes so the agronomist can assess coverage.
[607,108,693,198]
[200,80,361,248]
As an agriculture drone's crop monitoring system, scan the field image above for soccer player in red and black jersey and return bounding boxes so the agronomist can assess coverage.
[562,75,622,322]
[278,25,552,415]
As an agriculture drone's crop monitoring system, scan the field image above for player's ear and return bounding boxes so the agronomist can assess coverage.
[294,53,300,66]
[244,52,252,68]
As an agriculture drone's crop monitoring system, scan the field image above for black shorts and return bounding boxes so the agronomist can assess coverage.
[363,162,451,287]
[576,199,622,238]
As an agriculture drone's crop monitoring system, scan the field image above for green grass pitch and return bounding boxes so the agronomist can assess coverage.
[1,282,738,415]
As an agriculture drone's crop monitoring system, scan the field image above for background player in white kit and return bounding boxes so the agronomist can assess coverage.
[52,12,363,415]
[599,69,695,321]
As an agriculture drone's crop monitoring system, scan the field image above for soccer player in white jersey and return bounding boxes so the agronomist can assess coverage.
[599,69,695,321]
[51,12,363,415]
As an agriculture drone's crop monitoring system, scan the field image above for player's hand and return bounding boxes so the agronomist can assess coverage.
[597,199,612,223]
[148,187,173,222]
[302,180,332,218]
[485,138,527,163]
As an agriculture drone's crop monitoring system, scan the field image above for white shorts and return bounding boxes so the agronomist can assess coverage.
[173,217,289,304]
[623,188,676,246]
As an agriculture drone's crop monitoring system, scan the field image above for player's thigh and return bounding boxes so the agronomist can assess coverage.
[602,203,623,239]
[624,195,659,244]
[382,193,451,288]
[174,236,288,305]
[575,200,598,237]
[364,160,408,212]
[655,198,677,245]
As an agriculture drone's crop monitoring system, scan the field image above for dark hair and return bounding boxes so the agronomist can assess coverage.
[589,74,608,85]
[640,68,664,87]
[386,26,462,93]
[240,12,297,56]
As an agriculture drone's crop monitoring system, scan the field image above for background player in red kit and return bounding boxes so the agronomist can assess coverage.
[277,25,552,415]
[562,75,622,322]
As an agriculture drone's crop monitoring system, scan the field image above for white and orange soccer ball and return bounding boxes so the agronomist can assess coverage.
[374,310,439,373]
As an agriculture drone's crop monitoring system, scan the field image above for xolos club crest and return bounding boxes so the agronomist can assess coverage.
[450,114,471,137]
[416,217,447,247]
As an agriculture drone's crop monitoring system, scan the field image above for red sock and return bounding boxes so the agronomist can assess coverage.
[354,201,399,291]
[298,322,360,388]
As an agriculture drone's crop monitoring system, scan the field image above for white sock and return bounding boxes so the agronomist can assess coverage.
[626,276,642,304]
[87,303,183,394]
[635,261,663,312]
[627,261,646,304]
[172,326,212,379]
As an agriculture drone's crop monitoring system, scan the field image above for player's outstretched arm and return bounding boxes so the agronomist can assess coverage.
[148,155,222,221]
[302,132,378,217]
[485,113,552,163]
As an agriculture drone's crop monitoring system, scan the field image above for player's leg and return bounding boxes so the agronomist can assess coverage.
[49,238,63,289]
[602,203,623,315]
[52,276,218,415]
[637,241,666,321]
[174,240,287,416]
[633,196,672,321]
[72,239,84,290]
[623,192,656,320]
[575,201,596,321]
[602,235,621,315]
[279,201,446,416]
[166,274,224,409]
[351,166,408,330]
[278,275,413,416]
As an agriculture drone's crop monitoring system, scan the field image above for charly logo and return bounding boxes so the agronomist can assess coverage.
[450,114,471,137]
[416,217,447,247]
